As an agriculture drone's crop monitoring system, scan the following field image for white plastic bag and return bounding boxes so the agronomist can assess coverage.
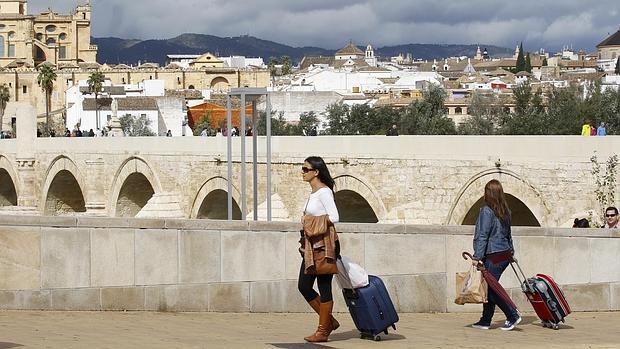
[336,255,369,289]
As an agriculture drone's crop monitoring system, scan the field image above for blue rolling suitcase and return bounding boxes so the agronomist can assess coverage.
[342,275,399,341]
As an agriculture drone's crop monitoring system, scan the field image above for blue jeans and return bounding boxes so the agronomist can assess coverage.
[479,259,519,325]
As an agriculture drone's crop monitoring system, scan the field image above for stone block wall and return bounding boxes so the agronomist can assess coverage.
[0,216,619,313]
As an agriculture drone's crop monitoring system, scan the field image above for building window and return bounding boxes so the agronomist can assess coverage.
[46,38,56,45]
[59,46,66,59]
[59,33,67,40]
[22,86,27,94]
[455,107,463,114]
[7,31,15,39]
[188,85,195,89]
[122,77,126,84]
[45,25,57,33]
[8,44,14,57]
[0,36,4,57]
[36,33,43,41]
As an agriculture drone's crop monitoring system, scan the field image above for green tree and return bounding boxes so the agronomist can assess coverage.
[525,53,532,73]
[268,56,279,77]
[256,111,296,135]
[515,42,526,73]
[458,91,506,135]
[281,55,292,75]
[499,82,547,134]
[615,57,620,75]
[37,64,57,133]
[0,84,10,133]
[542,57,548,67]
[87,71,105,130]
[545,86,582,135]
[400,84,455,135]
[119,114,156,136]
[324,102,350,135]
[295,111,320,135]
[192,112,215,136]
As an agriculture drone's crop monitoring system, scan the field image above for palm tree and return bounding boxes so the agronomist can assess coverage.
[0,84,10,133]
[37,64,57,133]
[87,71,105,130]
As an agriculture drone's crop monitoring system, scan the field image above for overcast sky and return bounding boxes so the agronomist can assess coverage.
[31,0,620,52]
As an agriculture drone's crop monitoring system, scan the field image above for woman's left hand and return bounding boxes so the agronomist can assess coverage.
[471,259,481,267]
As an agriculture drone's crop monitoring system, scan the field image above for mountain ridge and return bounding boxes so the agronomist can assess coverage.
[92,34,513,65]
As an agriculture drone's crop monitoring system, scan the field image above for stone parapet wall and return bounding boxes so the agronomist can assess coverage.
[0,216,619,313]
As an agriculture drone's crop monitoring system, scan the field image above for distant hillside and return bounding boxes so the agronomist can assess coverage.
[92,34,513,65]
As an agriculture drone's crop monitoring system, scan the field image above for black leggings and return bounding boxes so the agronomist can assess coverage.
[298,261,334,302]
[298,240,340,303]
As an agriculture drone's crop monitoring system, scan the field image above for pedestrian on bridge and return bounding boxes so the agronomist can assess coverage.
[298,156,341,343]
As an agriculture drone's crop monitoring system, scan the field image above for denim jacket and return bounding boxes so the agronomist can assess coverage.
[473,206,513,260]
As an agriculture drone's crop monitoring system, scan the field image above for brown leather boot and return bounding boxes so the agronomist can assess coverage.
[304,301,334,342]
[307,297,339,331]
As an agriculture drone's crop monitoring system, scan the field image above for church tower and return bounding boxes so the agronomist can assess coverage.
[0,0,27,15]
[474,46,483,60]
[365,44,377,67]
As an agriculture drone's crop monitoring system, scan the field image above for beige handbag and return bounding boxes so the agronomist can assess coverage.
[454,265,488,305]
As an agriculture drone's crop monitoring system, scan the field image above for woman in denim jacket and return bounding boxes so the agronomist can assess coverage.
[471,179,522,331]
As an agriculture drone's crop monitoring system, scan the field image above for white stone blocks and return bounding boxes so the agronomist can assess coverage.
[208,283,249,312]
[589,239,620,283]
[90,228,135,287]
[101,287,145,311]
[220,231,285,282]
[179,230,221,284]
[135,229,178,285]
[0,226,41,290]
[365,234,446,276]
[553,237,590,285]
[51,288,100,311]
[41,228,91,289]
[145,285,209,312]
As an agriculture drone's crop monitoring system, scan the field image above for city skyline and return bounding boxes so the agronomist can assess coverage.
[30,0,619,52]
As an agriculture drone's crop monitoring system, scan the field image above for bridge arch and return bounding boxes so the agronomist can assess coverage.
[190,176,242,219]
[446,168,551,226]
[333,174,387,223]
[109,157,162,217]
[0,155,19,206]
[41,155,87,216]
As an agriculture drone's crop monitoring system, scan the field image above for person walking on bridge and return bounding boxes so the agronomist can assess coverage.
[298,156,341,343]
[470,179,521,331]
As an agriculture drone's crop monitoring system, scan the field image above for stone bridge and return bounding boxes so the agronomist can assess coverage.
[0,104,616,226]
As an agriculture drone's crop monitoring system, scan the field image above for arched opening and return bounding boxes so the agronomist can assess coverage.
[196,189,241,220]
[461,194,540,226]
[115,173,155,217]
[210,77,229,92]
[44,170,86,216]
[0,169,17,206]
[35,45,46,61]
[334,190,378,223]
[455,106,463,115]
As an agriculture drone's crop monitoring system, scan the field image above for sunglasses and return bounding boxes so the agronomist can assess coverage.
[301,166,315,173]
[606,214,617,217]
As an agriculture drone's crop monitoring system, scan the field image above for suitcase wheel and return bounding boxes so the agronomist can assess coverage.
[373,335,382,342]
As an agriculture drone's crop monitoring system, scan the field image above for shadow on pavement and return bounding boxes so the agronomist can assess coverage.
[0,343,23,349]
[330,329,406,342]
[269,343,335,349]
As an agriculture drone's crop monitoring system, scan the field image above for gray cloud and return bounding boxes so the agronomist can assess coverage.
[31,0,620,51]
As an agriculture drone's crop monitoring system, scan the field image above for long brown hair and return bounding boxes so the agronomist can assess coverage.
[484,179,509,222]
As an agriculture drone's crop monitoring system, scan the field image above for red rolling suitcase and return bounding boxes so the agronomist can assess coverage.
[510,259,571,330]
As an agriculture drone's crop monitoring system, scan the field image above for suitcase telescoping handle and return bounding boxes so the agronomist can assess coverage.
[509,257,535,293]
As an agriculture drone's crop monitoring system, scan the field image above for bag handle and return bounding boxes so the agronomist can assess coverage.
[508,257,535,293]
[462,252,484,271]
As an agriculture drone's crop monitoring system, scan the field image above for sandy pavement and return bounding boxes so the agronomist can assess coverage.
[0,311,619,348]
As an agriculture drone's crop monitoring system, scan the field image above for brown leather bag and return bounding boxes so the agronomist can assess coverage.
[306,246,338,275]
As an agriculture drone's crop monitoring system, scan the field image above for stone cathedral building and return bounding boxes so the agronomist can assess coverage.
[0,0,97,67]
[0,1,269,128]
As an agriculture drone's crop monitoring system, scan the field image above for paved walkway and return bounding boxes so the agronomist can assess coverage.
[0,311,618,348]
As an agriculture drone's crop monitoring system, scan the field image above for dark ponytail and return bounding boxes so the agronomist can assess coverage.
[304,156,335,192]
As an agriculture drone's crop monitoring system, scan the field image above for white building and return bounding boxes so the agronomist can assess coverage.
[65,79,191,136]
[220,56,265,68]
